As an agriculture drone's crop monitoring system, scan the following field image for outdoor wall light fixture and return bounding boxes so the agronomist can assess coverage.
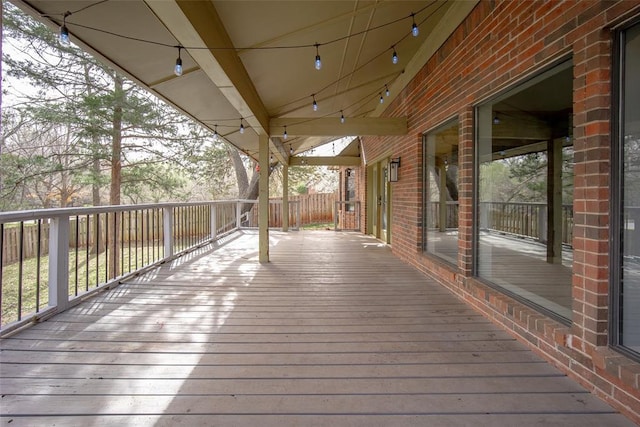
[389,157,401,182]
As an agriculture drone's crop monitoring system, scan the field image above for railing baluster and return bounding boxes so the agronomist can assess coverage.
[95,213,100,288]
[85,214,90,291]
[105,213,109,283]
[36,219,42,313]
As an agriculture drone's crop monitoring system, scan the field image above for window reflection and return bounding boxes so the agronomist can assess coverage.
[476,61,574,320]
[620,22,640,354]
[423,120,459,265]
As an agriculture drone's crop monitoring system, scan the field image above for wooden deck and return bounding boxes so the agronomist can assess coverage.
[0,230,636,426]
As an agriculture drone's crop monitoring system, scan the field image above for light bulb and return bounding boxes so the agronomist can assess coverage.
[385,85,390,97]
[411,14,419,37]
[283,126,288,140]
[59,25,70,46]
[493,115,500,125]
[240,119,245,134]
[312,96,318,111]
[174,47,183,76]
[314,44,321,70]
[340,111,345,124]
[214,125,220,142]
[290,146,294,155]
[392,49,398,64]
[380,94,384,104]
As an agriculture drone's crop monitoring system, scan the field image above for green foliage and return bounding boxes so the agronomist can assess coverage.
[1,2,216,209]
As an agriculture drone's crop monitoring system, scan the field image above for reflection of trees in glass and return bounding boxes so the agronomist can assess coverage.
[480,147,574,204]
[624,135,640,206]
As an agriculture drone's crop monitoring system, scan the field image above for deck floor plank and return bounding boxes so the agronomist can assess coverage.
[0,230,636,426]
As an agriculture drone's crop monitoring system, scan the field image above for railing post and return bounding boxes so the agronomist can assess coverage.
[163,207,174,258]
[48,216,70,312]
[236,201,242,230]
[539,205,547,243]
[210,205,217,241]
[479,202,488,230]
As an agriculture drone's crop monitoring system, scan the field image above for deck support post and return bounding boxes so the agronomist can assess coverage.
[163,208,174,258]
[547,139,563,264]
[48,216,70,312]
[259,134,270,263]
[282,164,289,232]
[439,162,447,232]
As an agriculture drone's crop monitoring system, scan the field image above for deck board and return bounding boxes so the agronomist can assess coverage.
[0,230,635,426]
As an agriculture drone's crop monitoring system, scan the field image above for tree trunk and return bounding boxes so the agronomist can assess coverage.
[228,148,265,215]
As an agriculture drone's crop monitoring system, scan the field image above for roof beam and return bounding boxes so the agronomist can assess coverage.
[269,138,289,165]
[270,117,407,137]
[145,0,269,135]
[290,156,361,167]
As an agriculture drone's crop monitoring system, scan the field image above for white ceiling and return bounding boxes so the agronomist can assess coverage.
[10,0,476,162]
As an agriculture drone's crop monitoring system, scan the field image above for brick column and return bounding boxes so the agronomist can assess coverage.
[457,106,474,278]
[571,30,611,354]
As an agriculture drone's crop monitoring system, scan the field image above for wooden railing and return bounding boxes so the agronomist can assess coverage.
[480,202,573,246]
[0,200,250,333]
[427,201,575,247]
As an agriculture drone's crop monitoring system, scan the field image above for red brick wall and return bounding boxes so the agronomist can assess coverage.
[360,0,640,422]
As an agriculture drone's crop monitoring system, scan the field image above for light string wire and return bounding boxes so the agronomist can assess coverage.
[52,1,436,52]
[44,0,438,154]
[272,1,446,112]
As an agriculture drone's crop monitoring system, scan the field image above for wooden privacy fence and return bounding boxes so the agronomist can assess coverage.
[245,193,337,228]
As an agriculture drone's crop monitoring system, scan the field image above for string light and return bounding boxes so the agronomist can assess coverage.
[283,125,288,140]
[50,3,446,117]
[411,13,419,37]
[340,111,345,124]
[174,46,183,76]
[385,85,390,97]
[290,145,294,155]
[59,12,71,46]
[239,118,245,134]
[314,43,322,70]
[312,95,318,111]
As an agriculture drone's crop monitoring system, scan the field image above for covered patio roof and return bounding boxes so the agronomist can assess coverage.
[10,0,477,164]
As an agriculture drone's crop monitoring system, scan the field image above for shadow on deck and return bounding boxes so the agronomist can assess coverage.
[0,230,636,426]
